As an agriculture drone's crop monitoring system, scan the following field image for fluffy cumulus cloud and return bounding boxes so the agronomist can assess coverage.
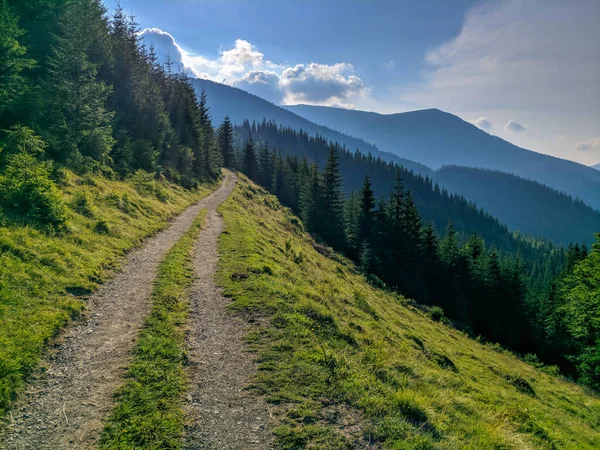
[138,28,184,70]
[504,120,526,133]
[472,117,492,130]
[139,29,368,107]
[401,0,600,165]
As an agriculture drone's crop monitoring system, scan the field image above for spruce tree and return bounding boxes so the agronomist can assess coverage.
[258,142,273,187]
[358,175,376,247]
[299,163,321,232]
[320,145,346,249]
[241,137,258,182]
[43,0,115,168]
[217,115,235,169]
[0,0,34,126]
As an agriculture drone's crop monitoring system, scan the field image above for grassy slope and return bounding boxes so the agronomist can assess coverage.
[218,176,600,449]
[100,210,205,449]
[0,171,215,416]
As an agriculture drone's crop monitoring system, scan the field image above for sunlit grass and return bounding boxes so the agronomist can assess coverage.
[0,170,215,416]
[100,210,205,449]
[217,175,600,449]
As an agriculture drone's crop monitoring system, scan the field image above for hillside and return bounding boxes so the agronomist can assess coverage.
[191,79,433,176]
[435,166,600,246]
[234,120,561,263]
[0,169,214,416]
[217,175,600,449]
[285,105,600,209]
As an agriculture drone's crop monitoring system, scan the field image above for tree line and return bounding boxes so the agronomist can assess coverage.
[231,131,599,391]
[2,0,597,390]
[0,0,222,228]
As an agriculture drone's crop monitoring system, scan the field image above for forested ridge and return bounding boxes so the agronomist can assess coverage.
[1,0,222,231]
[0,0,598,399]
[231,123,600,389]
[435,165,600,246]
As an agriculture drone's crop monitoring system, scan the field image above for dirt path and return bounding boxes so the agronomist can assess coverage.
[183,173,273,450]
[1,173,236,450]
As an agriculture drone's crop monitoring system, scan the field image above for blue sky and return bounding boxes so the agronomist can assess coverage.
[104,0,600,166]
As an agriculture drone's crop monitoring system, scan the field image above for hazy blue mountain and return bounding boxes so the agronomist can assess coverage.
[593,163,600,171]
[190,79,433,175]
[435,166,600,246]
[285,104,600,209]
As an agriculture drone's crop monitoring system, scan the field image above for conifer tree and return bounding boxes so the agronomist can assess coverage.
[320,145,346,249]
[358,175,376,248]
[258,142,273,187]
[0,0,34,126]
[241,137,258,182]
[217,115,235,169]
[299,163,321,232]
[197,88,220,177]
[43,0,114,168]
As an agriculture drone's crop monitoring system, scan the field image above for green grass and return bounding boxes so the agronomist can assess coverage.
[100,210,205,449]
[217,176,600,449]
[0,170,215,417]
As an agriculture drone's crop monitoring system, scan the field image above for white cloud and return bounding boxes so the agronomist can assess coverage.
[575,139,600,152]
[504,120,526,133]
[279,63,368,105]
[138,28,184,70]
[472,117,492,130]
[400,0,600,165]
[381,60,395,69]
[139,29,368,107]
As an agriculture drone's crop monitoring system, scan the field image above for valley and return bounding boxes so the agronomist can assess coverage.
[1,0,599,449]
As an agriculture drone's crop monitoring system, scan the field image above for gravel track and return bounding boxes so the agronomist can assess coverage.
[183,172,273,450]
[1,173,235,450]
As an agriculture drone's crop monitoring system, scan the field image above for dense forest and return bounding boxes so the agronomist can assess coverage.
[230,131,599,390]
[0,0,222,231]
[234,120,563,270]
[0,0,597,391]
[436,166,600,246]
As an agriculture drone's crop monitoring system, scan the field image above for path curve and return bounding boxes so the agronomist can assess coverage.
[183,173,273,449]
[1,173,236,450]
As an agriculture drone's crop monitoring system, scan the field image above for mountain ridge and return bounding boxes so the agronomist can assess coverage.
[285,104,600,209]
[191,78,433,176]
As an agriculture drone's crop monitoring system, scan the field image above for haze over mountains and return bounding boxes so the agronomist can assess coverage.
[191,78,600,245]
[593,163,600,171]
[286,105,600,210]
[192,79,432,175]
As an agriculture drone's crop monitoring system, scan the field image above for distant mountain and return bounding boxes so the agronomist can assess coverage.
[190,79,432,176]
[593,163,600,171]
[435,166,600,246]
[285,105,600,209]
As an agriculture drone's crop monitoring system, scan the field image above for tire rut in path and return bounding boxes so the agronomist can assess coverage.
[1,173,236,450]
[183,173,273,449]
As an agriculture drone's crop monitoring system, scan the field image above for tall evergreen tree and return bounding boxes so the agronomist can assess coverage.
[218,115,235,169]
[258,142,273,187]
[299,162,321,232]
[320,145,346,249]
[43,0,114,168]
[357,175,376,248]
[241,137,258,182]
[0,0,34,126]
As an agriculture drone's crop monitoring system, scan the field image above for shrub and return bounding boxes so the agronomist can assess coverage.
[93,218,110,234]
[0,153,67,229]
[130,169,156,196]
[71,190,95,217]
[427,306,446,323]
